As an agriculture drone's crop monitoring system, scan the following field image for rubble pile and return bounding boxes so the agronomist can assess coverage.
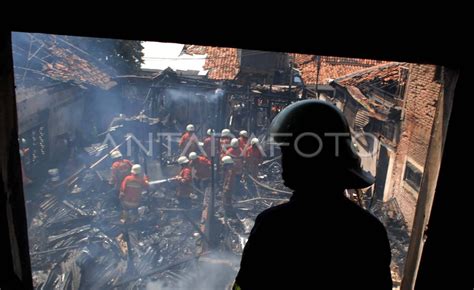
[28,167,205,289]
[370,197,410,286]
[27,148,409,289]
[27,153,290,289]
[221,164,291,254]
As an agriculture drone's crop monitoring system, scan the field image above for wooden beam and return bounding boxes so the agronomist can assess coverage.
[0,31,33,289]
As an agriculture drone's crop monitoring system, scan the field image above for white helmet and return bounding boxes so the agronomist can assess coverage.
[188,152,198,160]
[186,124,195,132]
[111,150,122,159]
[131,164,142,175]
[222,155,234,164]
[177,156,189,164]
[48,168,59,176]
[221,129,231,137]
[230,138,239,148]
[48,168,60,182]
[207,128,215,136]
[239,130,248,138]
[251,138,259,145]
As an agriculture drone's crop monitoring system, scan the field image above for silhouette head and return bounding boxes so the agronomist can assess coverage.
[270,100,373,191]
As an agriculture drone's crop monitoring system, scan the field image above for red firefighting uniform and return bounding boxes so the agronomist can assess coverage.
[239,136,249,151]
[191,156,212,180]
[222,163,237,208]
[203,136,219,159]
[179,132,199,155]
[111,159,133,189]
[220,137,231,154]
[245,145,263,177]
[120,173,149,208]
[224,147,244,175]
[177,166,193,198]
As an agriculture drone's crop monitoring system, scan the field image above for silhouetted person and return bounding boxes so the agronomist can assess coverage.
[234,100,392,289]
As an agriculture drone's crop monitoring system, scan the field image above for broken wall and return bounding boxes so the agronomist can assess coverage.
[388,64,441,230]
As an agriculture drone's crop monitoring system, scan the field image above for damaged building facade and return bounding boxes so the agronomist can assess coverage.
[330,63,442,231]
[12,33,119,187]
[185,45,440,231]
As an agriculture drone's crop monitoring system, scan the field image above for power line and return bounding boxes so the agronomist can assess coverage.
[143,49,274,61]
[143,56,208,60]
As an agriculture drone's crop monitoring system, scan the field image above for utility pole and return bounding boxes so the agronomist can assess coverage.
[315,56,321,99]
[288,54,293,96]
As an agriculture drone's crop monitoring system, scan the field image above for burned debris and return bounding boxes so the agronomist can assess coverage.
[20,60,296,288]
[26,137,290,289]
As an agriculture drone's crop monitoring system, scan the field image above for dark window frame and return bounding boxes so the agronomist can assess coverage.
[404,160,423,192]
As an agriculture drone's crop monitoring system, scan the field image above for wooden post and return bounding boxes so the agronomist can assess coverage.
[401,67,459,289]
[0,31,33,289]
[315,56,321,99]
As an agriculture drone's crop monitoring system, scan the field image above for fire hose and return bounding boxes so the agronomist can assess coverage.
[148,177,178,186]
[247,175,292,195]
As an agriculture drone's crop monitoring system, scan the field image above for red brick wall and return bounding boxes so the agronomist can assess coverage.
[183,45,387,83]
[183,46,240,80]
[294,54,387,84]
[388,64,441,230]
[203,47,239,80]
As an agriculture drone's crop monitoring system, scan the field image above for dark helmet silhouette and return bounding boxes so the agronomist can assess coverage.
[270,99,374,189]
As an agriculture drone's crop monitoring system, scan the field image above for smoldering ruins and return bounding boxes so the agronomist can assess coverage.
[12,32,448,289]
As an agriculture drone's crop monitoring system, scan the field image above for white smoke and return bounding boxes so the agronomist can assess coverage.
[146,251,239,290]
[163,88,224,105]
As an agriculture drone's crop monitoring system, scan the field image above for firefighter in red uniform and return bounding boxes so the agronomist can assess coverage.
[243,138,263,195]
[203,129,218,159]
[245,138,263,178]
[110,150,133,190]
[221,155,236,214]
[188,152,212,191]
[19,138,32,186]
[110,150,133,209]
[238,130,249,151]
[224,138,243,176]
[119,164,149,223]
[176,156,193,208]
[179,124,198,155]
[224,138,244,197]
[218,129,232,180]
[220,128,232,154]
